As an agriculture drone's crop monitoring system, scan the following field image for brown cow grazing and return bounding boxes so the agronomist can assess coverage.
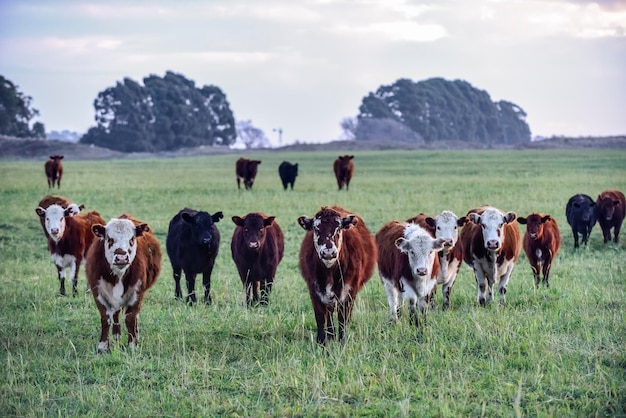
[460,206,521,306]
[376,221,446,325]
[86,215,162,353]
[35,202,105,296]
[231,213,284,306]
[596,189,626,244]
[517,213,561,289]
[333,155,354,190]
[298,206,376,345]
[407,211,467,310]
[236,157,262,190]
[45,155,64,188]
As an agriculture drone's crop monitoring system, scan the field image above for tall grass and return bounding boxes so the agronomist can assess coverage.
[0,149,625,417]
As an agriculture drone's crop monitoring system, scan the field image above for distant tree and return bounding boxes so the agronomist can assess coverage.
[81,71,236,152]
[357,78,530,144]
[354,117,424,143]
[236,120,271,149]
[339,117,357,140]
[0,75,46,138]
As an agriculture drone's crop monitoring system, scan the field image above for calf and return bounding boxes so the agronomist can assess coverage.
[278,161,299,190]
[166,208,223,305]
[231,213,284,306]
[298,206,377,345]
[333,155,354,190]
[460,206,521,306]
[596,189,625,244]
[407,211,467,310]
[236,157,262,190]
[35,203,104,296]
[376,221,446,324]
[37,195,84,233]
[86,215,162,353]
[517,213,561,288]
[565,194,597,249]
[45,155,64,188]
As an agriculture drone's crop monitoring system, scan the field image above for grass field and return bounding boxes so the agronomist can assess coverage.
[1,149,625,417]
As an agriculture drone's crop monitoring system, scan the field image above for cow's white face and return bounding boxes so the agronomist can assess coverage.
[396,224,446,277]
[298,208,356,268]
[92,219,149,276]
[36,204,75,242]
[434,210,464,248]
[469,208,516,251]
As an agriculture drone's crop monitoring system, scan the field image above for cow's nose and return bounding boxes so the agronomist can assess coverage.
[113,251,130,265]
[248,241,259,249]
[202,237,212,244]
[529,233,538,239]
[50,228,59,235]
[443,238,453,247]
[486,240,500,250]
[321,248,337,259]
[416,267,427,276]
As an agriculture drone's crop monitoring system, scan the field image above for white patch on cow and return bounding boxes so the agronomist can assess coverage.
[434,210,460,245]
[535,248,543,261]
[128,341,136,350]
[399,224,440,278]
[102,219,139,277]
[96,277,140,318]
[312,216,342,268]
[97,341,109,353]
[43,204,67,242]
[381,276,400,320]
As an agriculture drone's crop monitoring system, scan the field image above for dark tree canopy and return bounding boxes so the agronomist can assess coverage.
[0,75,46,138]
[357,77,530,145]
[80,71,236,152]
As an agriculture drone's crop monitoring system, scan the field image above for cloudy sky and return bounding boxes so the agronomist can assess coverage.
[1,0,625,145]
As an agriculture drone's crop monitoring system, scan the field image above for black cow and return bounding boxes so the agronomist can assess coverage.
[236,158,262,190]
[565,194,597,249]
[278,161,298,190]
[166,208,223,304]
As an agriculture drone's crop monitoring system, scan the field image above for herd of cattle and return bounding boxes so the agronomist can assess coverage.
[37,155,625,350]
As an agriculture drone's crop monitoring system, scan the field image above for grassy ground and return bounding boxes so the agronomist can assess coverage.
[0,149,625,417]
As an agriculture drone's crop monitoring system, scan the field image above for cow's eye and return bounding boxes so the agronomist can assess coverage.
[107,238,114,247]
[437,226,441,230]
[244,228,249,232]
[129,237,135,246]
[259,229,263,233]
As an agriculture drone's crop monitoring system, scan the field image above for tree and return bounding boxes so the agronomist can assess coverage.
[81,71,236,152]
[0,75,46,138]
[357,78,531,144]
[235,120,271,149]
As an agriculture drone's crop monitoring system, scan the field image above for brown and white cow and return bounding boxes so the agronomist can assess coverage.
[37,195,84,234]
[596,189,625,244]
[517,213,561,288]
[460,206,521,306]
[45,155,64,188]
[407,210,467,310]
[376,221,446,324]
[86,215,162,353]
[231,213,284,306]
[236,157,262,190]
[298,206,376,345]
[35,202,104,296]
[333,155,354,190]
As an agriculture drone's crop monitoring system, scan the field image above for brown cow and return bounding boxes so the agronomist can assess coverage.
[517,213,561,288]
[86,214,162,353]
[376,221,446,325]
[333,155,354,190]
[298,206,376,345]
[236,157,262,190]
[231,213,284,306]
[596,189,626,244]
[37,195,84,233]
[45,155,64,188]
[35,202,104,296]
[460,206,521,306]
[407,211,467,310]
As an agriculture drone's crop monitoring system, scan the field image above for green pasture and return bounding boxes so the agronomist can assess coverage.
[0,149,625,417]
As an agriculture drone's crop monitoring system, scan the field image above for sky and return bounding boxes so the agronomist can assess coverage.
[1,0,625,146]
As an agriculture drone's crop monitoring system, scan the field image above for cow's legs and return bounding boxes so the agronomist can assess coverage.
[202,269,213,305]
[56,265,66,296]
[112,310,121,341]
[173,267,183,300]
[542,258,552,288]
[97,304,111,354]
[337,299,355,343]
[530,261,541,289]
[473,262,488,306]
[381,277,400,320]
[614,224,621,243]
[260,278,273,305]
[313,303,328,345]
[498,264,515,305]
[70,259,79,296]
[125,304,141,349]
[185,272,197,304]
[442,279,455,310]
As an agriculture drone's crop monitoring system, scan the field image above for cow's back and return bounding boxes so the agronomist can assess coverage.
[375,221,410,283]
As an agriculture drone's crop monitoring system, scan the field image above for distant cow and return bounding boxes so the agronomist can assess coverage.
[596,189,625,244]
[231,213,284,306]
[236,157,262,190]
[333,155,354,190]
[407,211,467,310]
[86,214,162,353]
[298,206,376,345]
[166,208,224,305]
[517,213,561,288]
[376,221,446,324]
[565,194,597,248]
[460,206,521,306]
[35,202,105,296]
[278,161,299,190]
[45,155,64,188]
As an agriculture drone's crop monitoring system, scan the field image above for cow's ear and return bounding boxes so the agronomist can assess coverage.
[136,223,150,237]
[255,160,262,165]
[181,212,193,223]
[348,155,354,160]
[232,216,245,226]
[614,200,621,207]
[64,204,80,217]
[468,213,481,224]
[298,216,313,231]
[457,216,468,227]
[264,216,276,227]
[433,238,447,252]
[341,215,357,229]
[504,212,517,224]
[49,155,55,159]
[36,207,45,217]
[541,215,551,223]
[395,237,410,254]
[425,217,436,230]
[517,217,527,225]
[212,211,224,222]
[92,224,106,239]
[58,155,64,160]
